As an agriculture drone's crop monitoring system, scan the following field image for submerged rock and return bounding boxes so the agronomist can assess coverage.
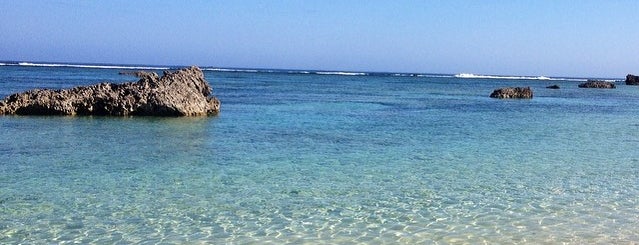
[118,70,154,77]
[626,74,639,85]
[489,87,533,99]
[0,66,220,116]
[546,85,560,89]
[578,80,615,89]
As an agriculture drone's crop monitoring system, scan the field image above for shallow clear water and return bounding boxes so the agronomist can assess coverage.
[1,66,638,244]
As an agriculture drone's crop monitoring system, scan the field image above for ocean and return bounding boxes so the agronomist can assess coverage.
[1,62,638,244]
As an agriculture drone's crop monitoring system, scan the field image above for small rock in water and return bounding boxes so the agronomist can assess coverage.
[625,74,639,85]
[489,87,533,99]
[578,80,615,89]
[118,70,154,78]
[289,190,300,195]
[546,84,560,89]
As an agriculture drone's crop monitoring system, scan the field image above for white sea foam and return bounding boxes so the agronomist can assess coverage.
[417,74,453,78]
[6,62,611,82]
[391,73,414,77]
[315,71,367,76]
[203,68,265,73]
[454,73,552,80]
[203,68,237,72]
[206,68,367,76]
[452,73,592,81]
[16,62,169,70]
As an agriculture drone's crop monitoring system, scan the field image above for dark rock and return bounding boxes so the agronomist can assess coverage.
[0,66,220,116]
[546,85,560,89]
[489,87,533,99]
[626,74,639,85]
[118,70,155,78]
[578,80,615,89]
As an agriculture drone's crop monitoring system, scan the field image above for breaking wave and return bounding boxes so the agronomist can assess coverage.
[455,73,551,80]
[203,68,368,76]
[18,62,170,70]
[315,71,368,76]
[2,62,169,70]
[1,62,617,81]
[452,73,604,82]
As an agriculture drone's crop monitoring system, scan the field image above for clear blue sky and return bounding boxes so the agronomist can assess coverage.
[1,0,638,77]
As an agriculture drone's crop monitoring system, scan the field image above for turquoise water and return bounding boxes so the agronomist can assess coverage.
[1,65,638,243]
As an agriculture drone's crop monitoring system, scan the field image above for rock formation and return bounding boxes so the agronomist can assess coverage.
[546,85,560,89]
[118,70,153,77]
[489,87,533,99]
[578,80,615,89]
[0,66,220,116]
[626,74,639,85]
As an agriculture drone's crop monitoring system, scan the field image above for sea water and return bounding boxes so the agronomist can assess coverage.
[1,64,638,244]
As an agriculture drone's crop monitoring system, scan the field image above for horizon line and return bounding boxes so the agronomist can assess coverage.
[0,60,625,80]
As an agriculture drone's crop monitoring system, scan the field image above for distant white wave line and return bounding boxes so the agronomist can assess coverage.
[455,73,553,80]
[417,74,453,78]
[315,71,367,76]
[203,68,262,73]
[16,62,169,70]
[391,73,413,77]
[206,68,364,76]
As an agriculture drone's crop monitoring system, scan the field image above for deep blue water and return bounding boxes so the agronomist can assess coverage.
[1,64,638,243]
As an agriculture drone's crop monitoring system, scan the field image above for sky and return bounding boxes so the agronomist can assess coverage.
[1,0,638,77]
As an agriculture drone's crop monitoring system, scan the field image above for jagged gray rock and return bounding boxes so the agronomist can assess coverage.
[489,87,533,99]
[578,80,615,89]
[0,66,220,116]
[626,74,639,85]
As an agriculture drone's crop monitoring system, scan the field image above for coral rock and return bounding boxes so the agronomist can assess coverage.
[0,66,220,116]
[489,87,533,99]
[625,74,639,85]
[578,80,615,89]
